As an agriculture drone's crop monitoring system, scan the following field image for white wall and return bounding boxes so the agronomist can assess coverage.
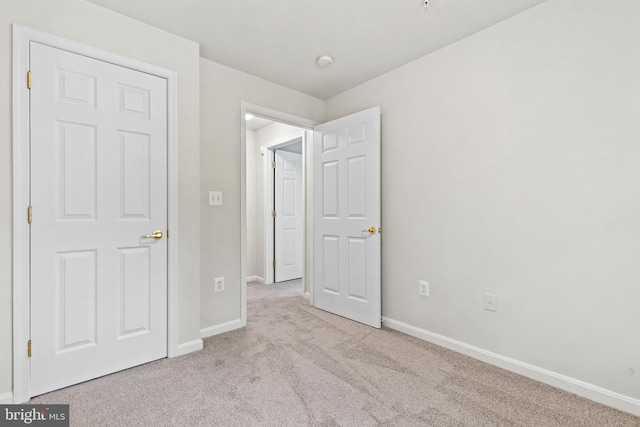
[199,58,324,330]
[326,0,640,406]
[0,0,202,400]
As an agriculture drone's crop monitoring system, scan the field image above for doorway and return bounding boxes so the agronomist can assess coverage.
[240,103,381,330]
[244,111,308,288]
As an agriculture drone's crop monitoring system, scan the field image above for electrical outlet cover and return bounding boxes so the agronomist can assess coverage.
[419,280,430,297]
[484,293,497,312]
[214,277,225,292]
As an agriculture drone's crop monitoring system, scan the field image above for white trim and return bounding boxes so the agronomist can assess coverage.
[240,102,319,329]
[240,105,248,328]
[263,147,274,285]
[12,23,32,406]
[174,339,204,357]
[12,25,180,402]
[0,392,14,405]
[243,104,317,130]
[200,319,244,339]
[304,132,314,307]
[246,276,265,284]
[382,316,640,417]
[165,47,180,360]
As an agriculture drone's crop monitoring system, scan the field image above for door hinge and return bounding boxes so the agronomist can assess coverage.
[28,206,32,224]
[27,71,32,90]
[272,260,276,267]
[272,161,277,169]
[28,340,32,358]
[272,210,277,218]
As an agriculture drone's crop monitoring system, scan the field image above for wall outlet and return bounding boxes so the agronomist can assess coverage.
[418,280,430,297]
[484,293,497,312]
[209,191,222,206]
[214,277,225,292]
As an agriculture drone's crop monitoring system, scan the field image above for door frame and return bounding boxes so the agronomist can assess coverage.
[240,102,317,326]
[264,134,305,285]
[12,25,179,403]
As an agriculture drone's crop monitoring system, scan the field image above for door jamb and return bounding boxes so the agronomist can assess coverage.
[240,102,317,327]
[12,25,180,403]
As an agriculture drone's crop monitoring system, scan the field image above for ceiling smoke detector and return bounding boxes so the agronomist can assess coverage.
[316,55,334,68]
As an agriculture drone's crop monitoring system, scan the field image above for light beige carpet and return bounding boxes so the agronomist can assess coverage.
[32,280,639,426]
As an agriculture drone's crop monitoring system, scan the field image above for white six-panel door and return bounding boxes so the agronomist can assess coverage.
[29,41,168,396]
[313,107,381,328]
[274,149,304,282]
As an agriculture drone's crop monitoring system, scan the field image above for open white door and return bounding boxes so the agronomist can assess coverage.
[313,107,381,328]
[29,42,168,396]
[274,149,304,282]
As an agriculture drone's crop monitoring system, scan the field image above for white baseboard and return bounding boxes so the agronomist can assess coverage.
[247,276,264,284]
[304,292,310,300]
[0,391,13,404]
[382,317,640,417]
[200,319,243,339]
[172,339,203,357]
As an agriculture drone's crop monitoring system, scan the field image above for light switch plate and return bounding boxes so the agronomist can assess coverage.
[209,191,222,206]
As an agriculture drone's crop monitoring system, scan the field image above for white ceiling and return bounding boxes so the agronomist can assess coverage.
[85,0,546,99]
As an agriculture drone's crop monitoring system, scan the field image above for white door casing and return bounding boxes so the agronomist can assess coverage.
[313,107,381,328]
[274,149,303,282]
[29,41,168,396]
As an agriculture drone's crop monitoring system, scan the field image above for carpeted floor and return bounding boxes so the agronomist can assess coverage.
[32,280,640,426]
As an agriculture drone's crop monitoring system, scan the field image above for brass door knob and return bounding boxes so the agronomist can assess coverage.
[141,230,163,240]
[361,227,377,235]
